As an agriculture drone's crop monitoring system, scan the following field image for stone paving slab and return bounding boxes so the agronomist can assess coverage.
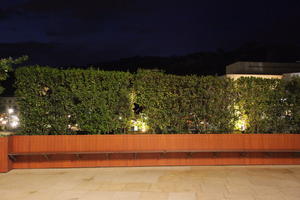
[0,165,299,200]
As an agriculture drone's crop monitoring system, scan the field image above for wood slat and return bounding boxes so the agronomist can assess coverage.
[9,149,300,156]
[7,134,300,170]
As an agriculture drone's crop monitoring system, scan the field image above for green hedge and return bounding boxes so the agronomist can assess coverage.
[15,66,132,135]
[235,77,300,133]
[14,67,300,134]
[282,77,300,133]
[134,69,236,133]
[0,56,28,94]
[235,77,285,133]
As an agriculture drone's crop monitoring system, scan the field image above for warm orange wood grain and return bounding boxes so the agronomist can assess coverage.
[0,137,12,172]
[4,134,300,170]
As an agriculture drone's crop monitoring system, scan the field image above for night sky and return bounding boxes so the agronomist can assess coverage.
[1,0,300,72]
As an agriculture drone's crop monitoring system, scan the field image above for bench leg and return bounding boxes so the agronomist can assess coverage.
[8,155,16,162]
[240,152,247,157]
[43,154,49,160]
[187,152,193,158]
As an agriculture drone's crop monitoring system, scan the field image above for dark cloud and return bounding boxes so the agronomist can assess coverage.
[45,19,105,38]
[19,0,135,12]
[0,42,55,55]
[0,42,61,66]
[0,8,10,20]
[1,0,300,70]
[14,0,147,21]
[0,41,137,66]
[1,0,155,38]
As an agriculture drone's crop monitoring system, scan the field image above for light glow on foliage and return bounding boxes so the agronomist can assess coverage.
[130,114,149,132]
[10,121,19,128]
[0,111,20,129]
[234,105,248,132]
[130,119,149,132]
[235,118,247,131]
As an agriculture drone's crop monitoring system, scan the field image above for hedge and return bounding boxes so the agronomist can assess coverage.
[282,77,300,133]
[134,69,236,133]
[15,66,132,134]
[235,77,285,133]
[14,67,300,134]
[0,56,28,94]
[235,77,300,133]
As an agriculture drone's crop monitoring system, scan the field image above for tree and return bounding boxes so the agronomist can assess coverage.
[0,56,28,94]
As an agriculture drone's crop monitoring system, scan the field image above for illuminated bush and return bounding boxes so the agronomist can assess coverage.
[14,67,300,134]
[15,67,132,134]
[235,77,300,133]
[134,69,236,133]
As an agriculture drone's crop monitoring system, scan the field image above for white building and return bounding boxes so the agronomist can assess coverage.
[225,61,300,79]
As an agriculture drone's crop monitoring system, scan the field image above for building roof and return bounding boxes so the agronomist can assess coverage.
[225,74,282,80]
[282,72,300,79]
[226,62,300,75]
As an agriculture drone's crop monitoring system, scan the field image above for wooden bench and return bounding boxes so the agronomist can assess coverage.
[8,149,300,161]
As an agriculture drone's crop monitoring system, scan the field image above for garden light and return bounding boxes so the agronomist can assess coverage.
[130,118,149,132]
[8,108,14,114]
[0,109,20,129]
[141,126,147,132]
[11,115,18,120]
[10,121,19,128]
[8,114,20,129]
[235,119,246,131]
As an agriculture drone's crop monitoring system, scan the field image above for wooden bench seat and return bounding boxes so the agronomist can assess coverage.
[8,149,300,161]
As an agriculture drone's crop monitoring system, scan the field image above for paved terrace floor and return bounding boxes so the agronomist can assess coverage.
[0,165,300,200]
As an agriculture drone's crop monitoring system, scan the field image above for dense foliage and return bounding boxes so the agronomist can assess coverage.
[0,56,28,94]
[282,77,300,133]
[15,66,132,134]
[14,67,300,134]
[134,69,236,133]
[235,77,300,133]
[235,78,286,133]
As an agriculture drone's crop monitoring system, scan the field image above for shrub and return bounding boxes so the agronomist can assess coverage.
[235,77,283,133]
[282,77,300,133]
[15,66,132,134]
[0,56,28,94]
[134,69,236,133]
[14,67,300,134]
[235,77,300,133]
